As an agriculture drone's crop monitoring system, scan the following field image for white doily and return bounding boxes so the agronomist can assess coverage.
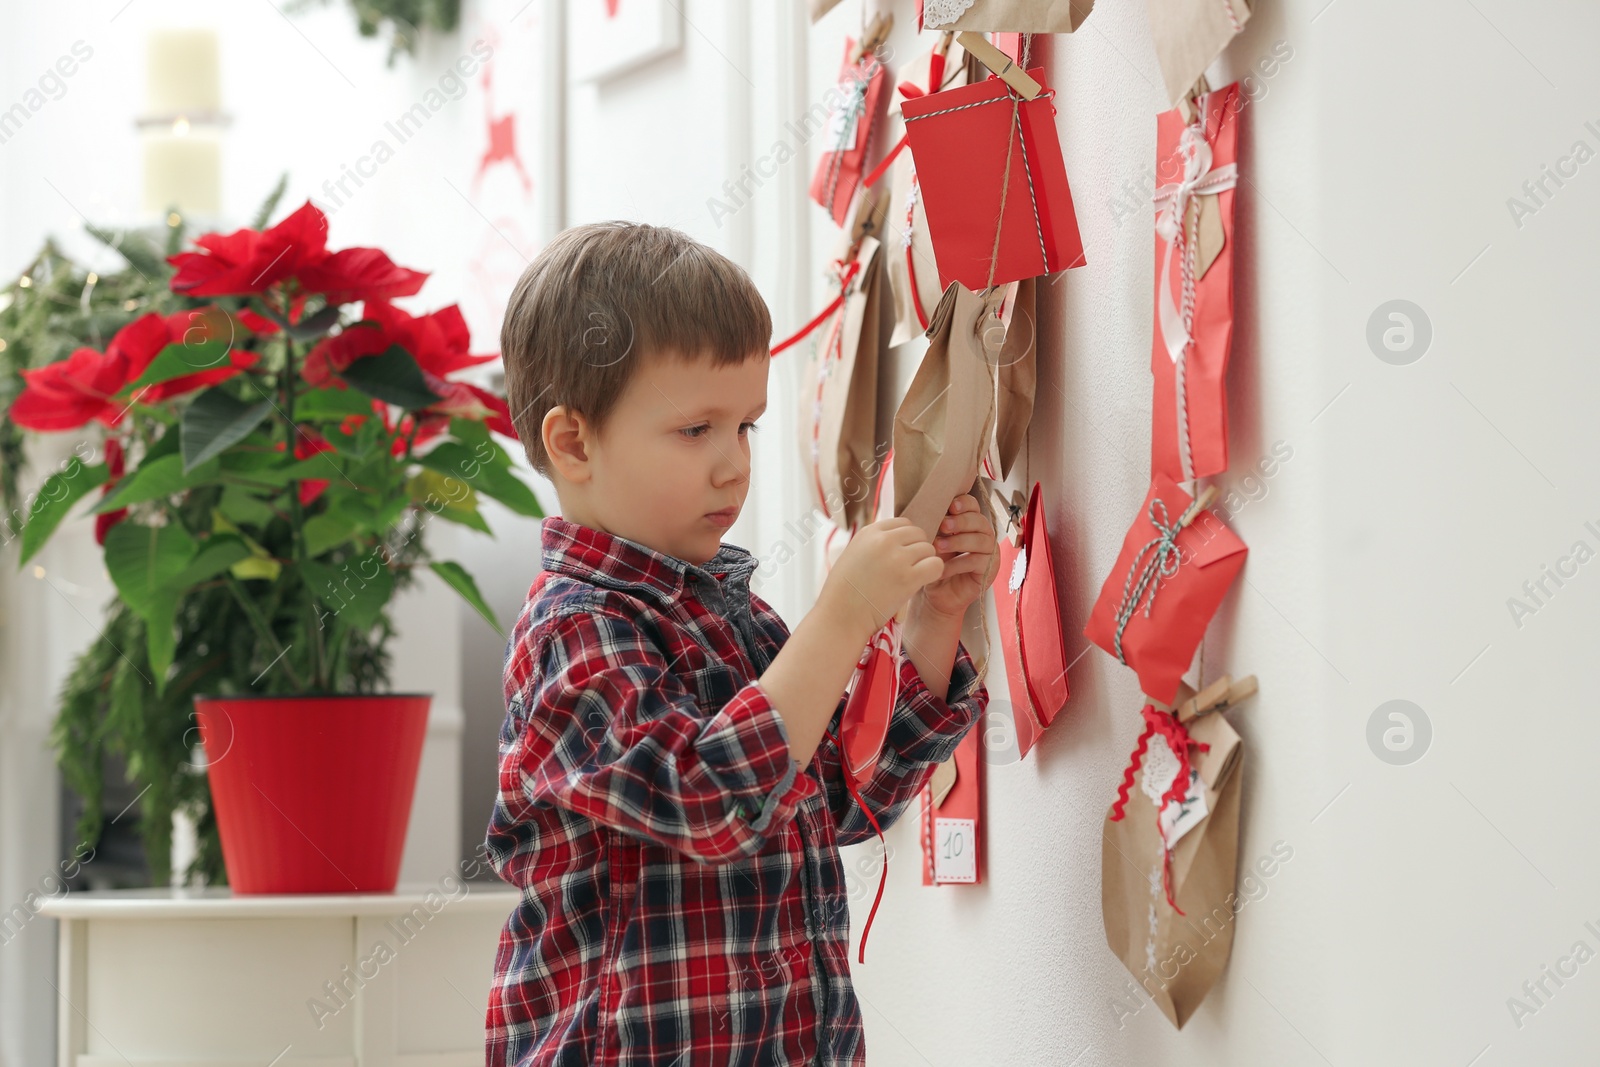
[922,0,977,29]
[1008,545,1028,594]
[1140,734,1181,805]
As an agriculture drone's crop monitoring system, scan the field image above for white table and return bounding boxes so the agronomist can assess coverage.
[38,884,521,1067]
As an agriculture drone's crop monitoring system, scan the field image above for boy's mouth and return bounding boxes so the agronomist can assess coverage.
[704,506,739,527]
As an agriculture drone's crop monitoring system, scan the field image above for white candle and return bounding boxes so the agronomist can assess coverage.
[143,132,220,216]
[147,28,219,116]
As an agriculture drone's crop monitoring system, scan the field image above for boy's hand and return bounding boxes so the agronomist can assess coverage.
[914,494,996,621]
[819,517,945,640]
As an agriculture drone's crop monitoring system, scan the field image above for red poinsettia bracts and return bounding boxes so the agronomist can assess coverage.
[304,299,517,443]
[166,200,427,304]
[9,309,262,431]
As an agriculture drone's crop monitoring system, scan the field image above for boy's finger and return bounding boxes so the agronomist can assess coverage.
[941,511,993,536]
[934,531,996,555]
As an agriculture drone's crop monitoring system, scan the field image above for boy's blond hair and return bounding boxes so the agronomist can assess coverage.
[500,221,772,477]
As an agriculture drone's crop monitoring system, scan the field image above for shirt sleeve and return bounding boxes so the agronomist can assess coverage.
[505,606,816,864]
[817,637,988,846]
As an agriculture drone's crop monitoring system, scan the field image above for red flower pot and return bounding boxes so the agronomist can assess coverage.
[195,693,431,894]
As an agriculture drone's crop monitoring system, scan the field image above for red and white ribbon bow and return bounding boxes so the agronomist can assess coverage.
[1151,114,1238,481]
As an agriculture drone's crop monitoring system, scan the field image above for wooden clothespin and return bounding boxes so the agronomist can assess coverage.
[956,31,1042,100]
[851,12,894,65]
[1175,674,1257,723]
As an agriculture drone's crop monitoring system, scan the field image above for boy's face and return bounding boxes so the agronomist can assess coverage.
[550,348,768,566]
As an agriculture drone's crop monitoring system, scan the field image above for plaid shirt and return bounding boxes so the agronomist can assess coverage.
[484,515,987,1067]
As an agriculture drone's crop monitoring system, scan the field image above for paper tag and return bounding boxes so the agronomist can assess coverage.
[1157,767,1209,849]
[1193,192,1225,280]
[825,94,862,152]
[929,758,958,807]
[933,817,977,882]
[1008,545,1028,594]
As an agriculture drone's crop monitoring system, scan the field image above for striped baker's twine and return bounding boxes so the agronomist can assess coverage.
[1110,494,1208,665]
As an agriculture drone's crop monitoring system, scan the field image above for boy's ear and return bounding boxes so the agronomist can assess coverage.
[542,405,593,484]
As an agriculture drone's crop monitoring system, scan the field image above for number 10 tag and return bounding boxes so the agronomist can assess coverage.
[933,817,976,883]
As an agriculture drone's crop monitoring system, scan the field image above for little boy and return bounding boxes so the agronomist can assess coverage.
[483,221,993,1066]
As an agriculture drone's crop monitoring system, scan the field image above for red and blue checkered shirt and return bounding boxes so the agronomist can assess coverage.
[483,515,987,1066]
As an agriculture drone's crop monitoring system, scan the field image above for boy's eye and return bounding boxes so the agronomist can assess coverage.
[679,424,710,439]
[741,421,761,435]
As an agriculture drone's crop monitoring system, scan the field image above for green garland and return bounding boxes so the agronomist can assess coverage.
[283,0,462,66]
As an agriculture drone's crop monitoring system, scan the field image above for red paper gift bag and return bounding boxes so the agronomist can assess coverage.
[921,728,983,885]
[901,67,1085,291]
[993,480,1069,758]
[839,458,902,776]
[1083,476,1246,705]
[1150,82,1241,483]
[810,40,890,227]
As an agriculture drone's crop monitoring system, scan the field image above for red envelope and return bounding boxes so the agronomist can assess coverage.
[901,67,1086,291]
[921,728,983,886]
[993,481,1070,758]
[1083,475,1247,705]
[810,40,890,227]
[1151,82,1241,483]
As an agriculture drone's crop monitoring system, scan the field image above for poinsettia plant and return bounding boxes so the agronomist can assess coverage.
[13,198,538,697]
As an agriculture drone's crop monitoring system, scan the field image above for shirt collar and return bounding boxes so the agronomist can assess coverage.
[539,514,758,609]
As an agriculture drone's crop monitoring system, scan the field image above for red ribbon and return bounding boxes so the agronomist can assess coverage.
[770,259,861,356]
[826,727,887,964]
[1108,703,1210,914]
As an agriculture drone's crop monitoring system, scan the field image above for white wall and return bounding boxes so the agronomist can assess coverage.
[839,2,1600,1066]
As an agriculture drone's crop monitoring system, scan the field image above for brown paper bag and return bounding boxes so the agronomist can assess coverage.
[1147,0,1251,106]
[799,235,895,531]
[892,281,1000,542]
[1101,695,1244,1029]
[984,278,1038,481]
[920,0,1095,33]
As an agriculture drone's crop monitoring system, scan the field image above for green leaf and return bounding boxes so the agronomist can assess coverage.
[430,560,501,635]
[405,469,490,533]
[230,555,282,581]
[217,484,278,526]
[103,523,197,619]
[448,416,497,457]
[226,453,347,488]
[173,537,251,588]
[19,461,107,566]
[287,304,342,342]
[303,511,359,557]
[125,340,235,392]
[302,553,393,631]
[417,441,541,517]
[181,388,274,473]
[144,593,178,694]
[338,345,442,411]
[94,453,221,513]
[295,386,376,421]
[142,426,183,463]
